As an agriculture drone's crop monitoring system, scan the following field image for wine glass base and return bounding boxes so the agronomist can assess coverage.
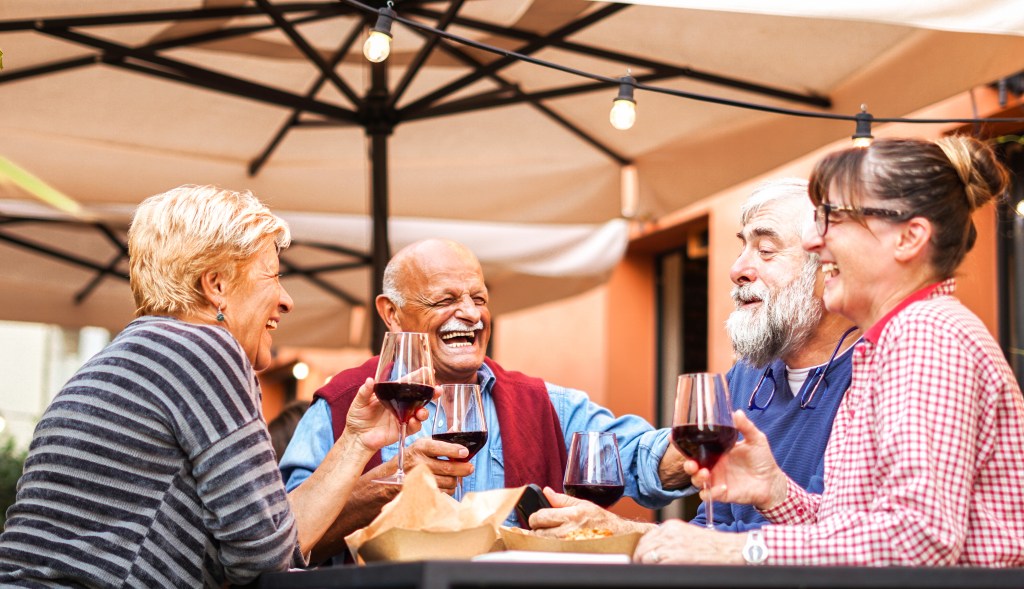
[373,472,406,485]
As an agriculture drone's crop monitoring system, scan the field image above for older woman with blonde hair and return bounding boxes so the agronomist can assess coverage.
[636,136,1024,567]
[0,185,423,587]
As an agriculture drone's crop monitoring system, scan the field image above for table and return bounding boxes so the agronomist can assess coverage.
[252,560,1024,589]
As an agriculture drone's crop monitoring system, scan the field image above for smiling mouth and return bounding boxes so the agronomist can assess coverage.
[440,329,477,348]
[266,319,279,330]
[821,262,839,279]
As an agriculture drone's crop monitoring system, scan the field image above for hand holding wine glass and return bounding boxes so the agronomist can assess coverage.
[345,377,432,452]
[373,332,436,485]
[563,431,625,508]
[431,383,488,500]
[671,372,737,529]
[687,410,789,511]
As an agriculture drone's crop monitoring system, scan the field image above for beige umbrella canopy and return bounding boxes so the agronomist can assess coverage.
[1,0,1022,348]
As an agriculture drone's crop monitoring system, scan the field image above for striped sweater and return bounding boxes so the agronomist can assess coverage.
[0,316,302,587]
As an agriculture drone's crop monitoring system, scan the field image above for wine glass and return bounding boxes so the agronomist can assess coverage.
[671,372,737,529]
[431,383,488,500]
[563,431,625,508]
[372,332,435,485]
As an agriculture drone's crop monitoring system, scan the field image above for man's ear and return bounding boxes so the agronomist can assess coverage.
[375,294,402,331]
[199,271,227,308]
[894,217,932,263]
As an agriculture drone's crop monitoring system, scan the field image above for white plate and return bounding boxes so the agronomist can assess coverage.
[472,551,632,565]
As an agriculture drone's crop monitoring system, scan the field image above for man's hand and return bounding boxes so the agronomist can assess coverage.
[397,437,473,494]
[528,487,655,538]
[686,410,788,511]
[657,443,691,489]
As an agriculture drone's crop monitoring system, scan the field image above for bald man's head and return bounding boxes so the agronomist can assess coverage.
[376,239,490,384]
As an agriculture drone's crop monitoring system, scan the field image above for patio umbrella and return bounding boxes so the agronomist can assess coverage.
[1,0,1022,348]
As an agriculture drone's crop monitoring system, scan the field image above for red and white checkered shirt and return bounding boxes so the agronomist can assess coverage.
[759,279,1024,566]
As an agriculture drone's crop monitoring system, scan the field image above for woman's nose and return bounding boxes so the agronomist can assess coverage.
[801,220,823,253]
[279,285,294,313]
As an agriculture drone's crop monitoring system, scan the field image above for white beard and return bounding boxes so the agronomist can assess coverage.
[726,258,823,368]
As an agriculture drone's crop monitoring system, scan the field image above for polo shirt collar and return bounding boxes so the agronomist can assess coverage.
[863,278,955,343]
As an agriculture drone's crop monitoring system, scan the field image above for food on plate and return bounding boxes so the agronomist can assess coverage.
[563,528,614,540]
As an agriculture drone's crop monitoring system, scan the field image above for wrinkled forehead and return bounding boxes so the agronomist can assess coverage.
[742,197,812,242]
[405,244,487,294]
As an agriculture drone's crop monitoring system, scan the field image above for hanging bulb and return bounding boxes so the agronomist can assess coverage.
[610,74,637,130]
[363,3,396,63]
[852,104,874,147]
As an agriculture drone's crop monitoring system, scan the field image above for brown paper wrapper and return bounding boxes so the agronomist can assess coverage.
[500,526,642,555]
[344,465,524,563]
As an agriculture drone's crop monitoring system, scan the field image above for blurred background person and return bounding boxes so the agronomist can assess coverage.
[636,136,1024,567]
[270,400,310,462]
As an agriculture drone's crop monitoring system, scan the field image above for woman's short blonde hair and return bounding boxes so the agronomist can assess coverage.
[128,185,291,317]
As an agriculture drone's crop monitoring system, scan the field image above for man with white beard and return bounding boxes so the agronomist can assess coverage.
[280,239,690,564]
[526,179,859,537]
[687,177,860,530]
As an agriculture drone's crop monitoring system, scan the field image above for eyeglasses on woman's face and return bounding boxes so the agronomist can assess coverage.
[814,203,906,237]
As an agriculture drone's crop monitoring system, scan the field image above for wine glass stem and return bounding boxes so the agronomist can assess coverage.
[704,480,714,529]
[455,476,463,501]
[396,422,407,479]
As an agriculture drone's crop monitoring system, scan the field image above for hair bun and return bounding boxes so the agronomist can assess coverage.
[935,136,1009,211]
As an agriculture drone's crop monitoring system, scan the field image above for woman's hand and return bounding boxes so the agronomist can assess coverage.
[344,378,437,452]
[686,410,789,511]
[634,519,744,565]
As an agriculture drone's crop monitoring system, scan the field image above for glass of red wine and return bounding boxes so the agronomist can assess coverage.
[372,331,435,485]
[563,431,625,508]
[671,372,737,528]
[431,383,487,500]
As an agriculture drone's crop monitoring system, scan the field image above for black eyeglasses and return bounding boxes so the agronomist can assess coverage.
[814,203,906,236]
[747,326,858,411]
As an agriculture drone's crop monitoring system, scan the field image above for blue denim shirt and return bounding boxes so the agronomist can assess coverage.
[280,363,681,525]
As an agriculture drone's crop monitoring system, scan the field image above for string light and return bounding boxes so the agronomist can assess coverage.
[339,0,1024,135]
[610,73,637,130]
[852,105,874,147]
[363,1,396,63]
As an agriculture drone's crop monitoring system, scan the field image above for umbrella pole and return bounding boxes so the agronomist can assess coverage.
[368,60,393,352]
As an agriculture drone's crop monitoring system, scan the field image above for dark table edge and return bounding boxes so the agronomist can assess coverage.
[253,560,1024,589]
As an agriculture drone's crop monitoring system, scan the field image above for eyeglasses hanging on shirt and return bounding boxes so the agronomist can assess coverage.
[747,326,859,411]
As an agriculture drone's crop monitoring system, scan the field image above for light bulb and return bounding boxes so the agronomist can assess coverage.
[363,30,392,63]
[610,99,636,130]
[851,106,873,147]
[292,361,310,381]
[1015,199,1024,217]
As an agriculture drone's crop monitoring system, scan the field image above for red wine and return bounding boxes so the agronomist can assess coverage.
[432,431,488,462]
[374,382,434,422]
[671,424,738,470]
[564,483,624,508]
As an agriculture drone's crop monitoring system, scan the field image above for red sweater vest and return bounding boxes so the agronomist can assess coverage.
[313,356,567,491]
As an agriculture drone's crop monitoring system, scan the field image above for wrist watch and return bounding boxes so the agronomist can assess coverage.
[742,530,768,565]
